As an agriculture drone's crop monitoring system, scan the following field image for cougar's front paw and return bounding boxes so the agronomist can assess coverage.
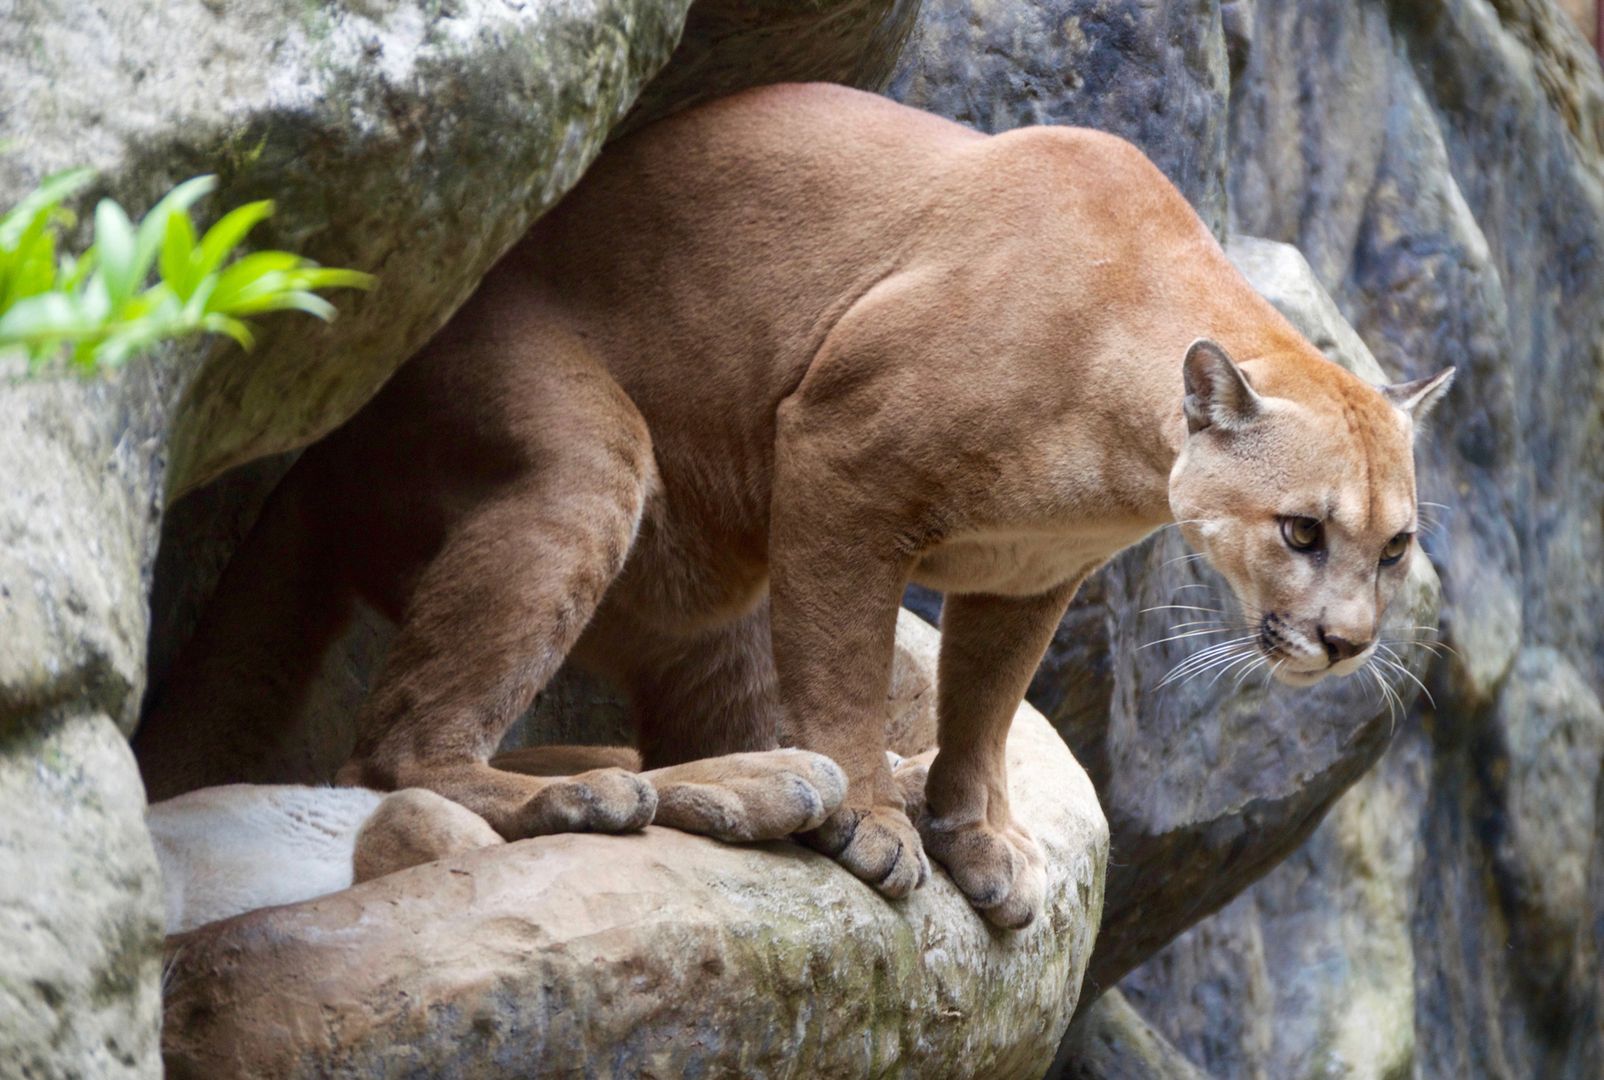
[651,749,848,842]
[921,816,1045,929]
[803,804,929,899]
[513,768,657,837]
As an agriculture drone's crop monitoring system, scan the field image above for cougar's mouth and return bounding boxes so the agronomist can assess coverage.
[1259,612,1331,686]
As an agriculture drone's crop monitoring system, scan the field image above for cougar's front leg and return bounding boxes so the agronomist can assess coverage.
[768,467,926,898]
[921,584,1077,928]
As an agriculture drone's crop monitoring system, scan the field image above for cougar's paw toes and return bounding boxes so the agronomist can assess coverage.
[649,749,847,842]
[514,768,657,837]
[804,805,929,899]
[921,817,1046,929]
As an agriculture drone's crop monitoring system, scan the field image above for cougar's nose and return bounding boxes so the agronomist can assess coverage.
[1318,627,1368,664]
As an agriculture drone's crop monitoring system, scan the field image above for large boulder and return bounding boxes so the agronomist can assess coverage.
[888,0,1231,234]
[159,614,1109,1079]
[1,2,689,1075]
[620,0,922,135]
[0,712,165,1080]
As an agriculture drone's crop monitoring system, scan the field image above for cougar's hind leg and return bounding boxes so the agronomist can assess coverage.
[628,606,848,842]
[631,602,784,768]
[338,335,661,841]
[135,473,355,801]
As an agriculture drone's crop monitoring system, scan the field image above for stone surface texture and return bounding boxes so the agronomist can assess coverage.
[620,0,923,136]
[159,616,1108,1080]
[0,2,972,1075]
[1055,991,1212,1080]
[10,0,1604,1075]
[888,0,1231,235]
[891,1,1604,1077]
[2,1,694,1075]
[0,710,165,1080]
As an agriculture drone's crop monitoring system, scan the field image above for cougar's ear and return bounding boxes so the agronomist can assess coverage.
[1383,366,1456,424]
[1183,338,1260,435]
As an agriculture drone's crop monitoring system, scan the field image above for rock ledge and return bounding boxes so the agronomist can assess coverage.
[162,617,1108,1079]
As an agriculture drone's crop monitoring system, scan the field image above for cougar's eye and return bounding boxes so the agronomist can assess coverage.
[1380,532,1412,565]
[1280,516,1323,553]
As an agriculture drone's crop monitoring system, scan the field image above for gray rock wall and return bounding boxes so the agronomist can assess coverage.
[1,2,694,1074]
[888,0,1231,235]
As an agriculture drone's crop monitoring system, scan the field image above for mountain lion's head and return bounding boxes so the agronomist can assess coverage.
[1168,339,1453,688]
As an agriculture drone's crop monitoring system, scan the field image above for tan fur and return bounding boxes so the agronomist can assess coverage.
[136,84,1447,928]
[352,788,505,884]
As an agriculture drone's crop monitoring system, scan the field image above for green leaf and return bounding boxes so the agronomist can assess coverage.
[289,266,375,292]
[78,275,112,324]
[224,289,336,320]
[87,337,134,372]
[5,169,376,376]
[1,211,61,309]
[58,250,96,292]
[0,291,92,345]
[207,251,304,309]
[1,223,56,308]
[93,198,138,306]
[200,312,255,350]
[160,210,199,299]
[181,275,217,322]
[194,199,273,277]
[132,174,215,288]
[0,167,93,248]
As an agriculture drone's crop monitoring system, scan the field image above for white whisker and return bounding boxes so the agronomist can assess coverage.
[1375,647,1436,708]
[1139,627,1237,649]
[1381,638,1446,659]
[1228,654,1269,691]
[1368,666,1399,739]
[1164,649,1255,691]
[1157,637,1259,688]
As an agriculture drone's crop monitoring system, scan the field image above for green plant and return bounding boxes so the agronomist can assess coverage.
[0,170,373,374]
